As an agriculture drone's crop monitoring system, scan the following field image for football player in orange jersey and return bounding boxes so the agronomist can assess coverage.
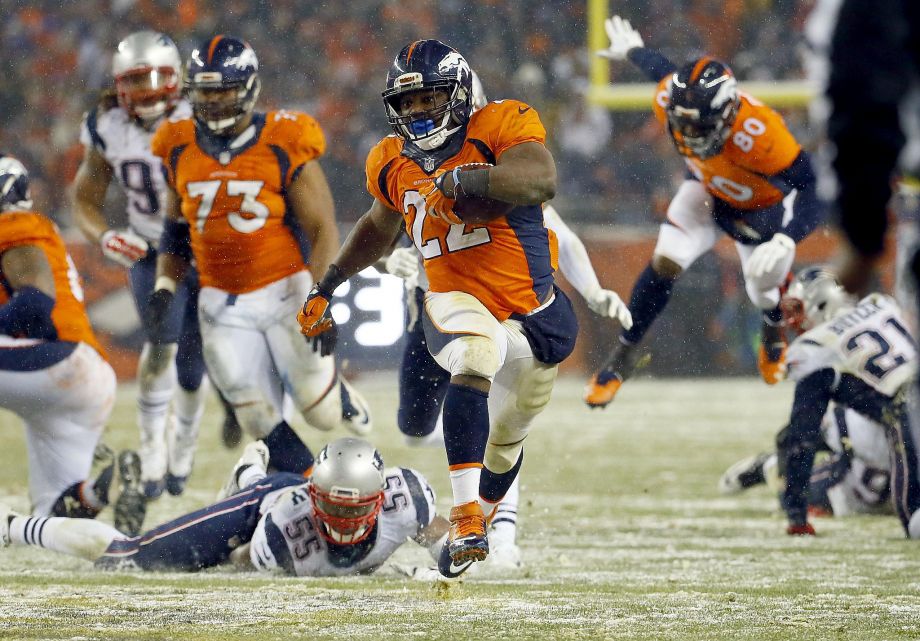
[149,36,372,476]
[298,40,577,574]
[0,155,145,534]
[584,16,827,408]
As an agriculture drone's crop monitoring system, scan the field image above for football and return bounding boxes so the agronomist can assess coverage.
[451,163,514,223]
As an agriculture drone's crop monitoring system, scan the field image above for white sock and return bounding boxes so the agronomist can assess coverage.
[9,516,121,561]
[169,377,208,476]
[137,343,177,481]
[490,476,520,542]
[449,467,482,507]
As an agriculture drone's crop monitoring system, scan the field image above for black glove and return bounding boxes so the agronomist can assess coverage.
[309,317,338,357]
[147,288,174,345]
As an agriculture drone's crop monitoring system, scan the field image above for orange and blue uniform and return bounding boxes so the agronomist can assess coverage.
[366,99,558,321]
[0,212,103,357]
[151,110,325,294]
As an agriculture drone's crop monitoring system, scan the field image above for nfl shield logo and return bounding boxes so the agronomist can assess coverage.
[423,157,435,173]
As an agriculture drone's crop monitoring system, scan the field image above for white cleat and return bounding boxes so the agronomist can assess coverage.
[488,533,523,571]
[339,379,372,436]
[0,504,17,547]
[217,440,270,501]
[718,452,774,495]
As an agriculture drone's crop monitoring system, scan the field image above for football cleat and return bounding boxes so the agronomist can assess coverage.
[88,443,117,506]
[447,501,489,564]
[166,416,196,496]
[164,473,188,497]
[437,540,476,578]
[340,379,372,436]
[758,321,788,385]
[217,440,270,501]
[786,522,816,536]
[221,409,243,449]
[114,450,147,537]
[142,479,165,500]
[0,504,15,547]
[584,340,645,408]
[718,452,775,495]
[487,530,523,571]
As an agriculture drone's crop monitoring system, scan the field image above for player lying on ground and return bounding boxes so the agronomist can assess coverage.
[776,267,919,536]
[0,438,454,577]
[720,404,892,517]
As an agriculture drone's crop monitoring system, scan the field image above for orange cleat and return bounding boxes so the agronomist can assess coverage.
[584,372,624,408]
[758,343,787,385]
[447,501,489,564]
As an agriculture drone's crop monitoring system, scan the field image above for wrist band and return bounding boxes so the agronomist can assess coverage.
[455,167,490,198]
[316,264,347,297]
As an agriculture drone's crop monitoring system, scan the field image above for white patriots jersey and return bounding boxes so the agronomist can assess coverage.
[248,467,436,577]
[786,293,917,398]
[79,100,193,245]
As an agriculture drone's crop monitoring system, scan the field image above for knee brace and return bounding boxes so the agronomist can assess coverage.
[514,363,558,414]
[440,335,501,380]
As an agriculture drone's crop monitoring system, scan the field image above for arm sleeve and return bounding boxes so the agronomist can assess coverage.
[543,206,601,299]
[626,48,678,82]
[778,368,836,525]
[777,151,827,242]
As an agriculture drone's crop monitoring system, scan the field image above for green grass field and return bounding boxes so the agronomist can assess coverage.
[1,375,919,641]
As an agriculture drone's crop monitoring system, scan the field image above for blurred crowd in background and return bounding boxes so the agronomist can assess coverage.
[0,0,819,377]
[1,0,814,225]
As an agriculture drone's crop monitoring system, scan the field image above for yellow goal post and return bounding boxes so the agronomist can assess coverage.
[586,0,817,110]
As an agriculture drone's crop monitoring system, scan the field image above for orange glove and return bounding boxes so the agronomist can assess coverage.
[419,173,463,225]
[297,287,333,337]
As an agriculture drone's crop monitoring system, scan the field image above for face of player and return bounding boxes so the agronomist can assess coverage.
[397,87,452,136]
[189,85,252,135]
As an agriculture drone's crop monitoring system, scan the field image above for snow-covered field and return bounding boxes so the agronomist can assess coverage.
[1,375,919,641]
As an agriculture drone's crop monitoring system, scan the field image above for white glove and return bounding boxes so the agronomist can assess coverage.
[747,233,795,279]
[597,15,644,61]
[101,229,149,267]
[390,564,445,582]
[384,246,419,280]
[586,287,633,329]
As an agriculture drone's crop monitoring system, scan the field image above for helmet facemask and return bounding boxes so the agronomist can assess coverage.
[667,95,738,159]
[384,81,470,151]
[309,483,384,545]
[116,66,180,124]
[188,75,261,136]
[0,156,33,213]
[780,268,852,333]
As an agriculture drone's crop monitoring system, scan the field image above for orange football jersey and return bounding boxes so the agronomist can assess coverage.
[366,100,558,321]
[652,78,801,210]
[151,110,326,294]
[0,212,104,356]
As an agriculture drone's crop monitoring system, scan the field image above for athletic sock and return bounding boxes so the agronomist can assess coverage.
[622,265,676,344]
[443,383,490,506]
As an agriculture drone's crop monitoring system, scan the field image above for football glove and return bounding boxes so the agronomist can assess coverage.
[747,233,795,280]
[586,287,633,329]
[597,15,645,61]
[384,246,419,280]
[147,288,174,344]
[419,173,463,225]
[101,229,149,267]
[310,317,338,357]
[297,286,334,337]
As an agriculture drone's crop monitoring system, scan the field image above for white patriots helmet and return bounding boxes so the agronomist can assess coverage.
[112,31,182,123]
[0,155,33,212]
[308,438,385,545]
[471,70,488,111]
[781,266,854,333]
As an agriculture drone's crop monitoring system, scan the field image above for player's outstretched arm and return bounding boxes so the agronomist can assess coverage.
[287,159,339,281]
[488,142,556,205]
[297,198,404,337]
[72,145,114,244]
[544,206,632,328]
[596,15,676,81]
